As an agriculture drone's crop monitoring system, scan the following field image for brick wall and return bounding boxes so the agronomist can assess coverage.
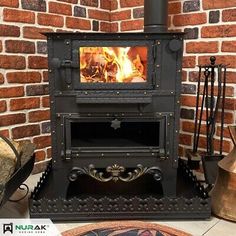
[0,0,110,172]
[0,0,235,172]
[108,0,236,156]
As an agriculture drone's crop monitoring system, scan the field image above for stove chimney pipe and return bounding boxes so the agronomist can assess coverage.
[144,0,168,32]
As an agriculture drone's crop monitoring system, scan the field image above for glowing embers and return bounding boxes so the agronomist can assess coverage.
[80,46,147,83]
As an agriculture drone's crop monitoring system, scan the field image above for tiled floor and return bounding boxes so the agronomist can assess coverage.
[0,173,235,236]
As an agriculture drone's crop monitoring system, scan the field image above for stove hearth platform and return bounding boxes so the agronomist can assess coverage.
[29,159,211,221]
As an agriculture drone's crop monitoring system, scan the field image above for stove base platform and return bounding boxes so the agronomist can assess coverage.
[29,160,211,221]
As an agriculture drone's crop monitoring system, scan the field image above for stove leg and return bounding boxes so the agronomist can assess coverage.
[161,169,177,196]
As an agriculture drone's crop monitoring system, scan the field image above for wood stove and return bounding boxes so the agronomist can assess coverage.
[29,0,211,220]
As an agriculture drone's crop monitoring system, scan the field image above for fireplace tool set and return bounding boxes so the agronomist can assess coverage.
[188,57,227,186]
[29,0,211,220]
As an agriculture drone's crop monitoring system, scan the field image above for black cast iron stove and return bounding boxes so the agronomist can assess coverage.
[29,0,211,220]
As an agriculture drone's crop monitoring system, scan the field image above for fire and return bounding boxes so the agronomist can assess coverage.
[80,47,147,83]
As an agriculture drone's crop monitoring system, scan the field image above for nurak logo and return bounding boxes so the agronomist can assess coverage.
[3,223,48,234]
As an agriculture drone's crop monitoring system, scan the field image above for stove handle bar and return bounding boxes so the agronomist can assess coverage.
[75,96,152,104]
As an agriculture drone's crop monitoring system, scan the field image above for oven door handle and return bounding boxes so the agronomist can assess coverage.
[75,96,152,104]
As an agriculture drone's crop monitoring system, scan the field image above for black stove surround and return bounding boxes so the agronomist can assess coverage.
[29,0,211,220]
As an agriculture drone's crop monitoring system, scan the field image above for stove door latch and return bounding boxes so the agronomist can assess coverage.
[51,58,79,85]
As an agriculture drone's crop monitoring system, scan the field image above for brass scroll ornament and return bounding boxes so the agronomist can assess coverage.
[68,164,162,183]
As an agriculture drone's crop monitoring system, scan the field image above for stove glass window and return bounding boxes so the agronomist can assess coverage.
[79,46,147,83]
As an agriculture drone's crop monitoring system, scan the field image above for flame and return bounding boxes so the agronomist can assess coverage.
[80,47,146,83]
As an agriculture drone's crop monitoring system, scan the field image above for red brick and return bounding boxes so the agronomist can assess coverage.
[120,0,143,8]
[182,56,196,68]
[226,71,236,83]
[0,130,9,137]
[42,96,50,107]
[0,41,2,52]
[201,25,236,38]
[111,10,131,21]
[0,24,20,37]
[100,22,111,32]
[12,124,40,139]
[216,126,232,139]
[203,0,236,10]
[23,26,53,39]
[220,98,236,110]
[81,0,98,7]
[214,139,232,153]
[0,113,26,127]
[0,100,6,113]
[179,133,192,146]
[35,150,46,162]
[110,0,118,10]
[43,71,48,82]
[182,121,206,135]
[66,17,91,30]
[0,87,24,98]
[100,0,111,10]
[28,56,48,69]
[33,135,51,149]
[10,98,40,111]
[186,41,219,53]
[29,110,50,122]
[182,70,187,82]
[0,73,4,84]
[168,2,181,15]
[57,0,77,3]
[49,2,72,16]
[7,72,41,84]
[0,0,19,7]
[198,55,236,68]
[5,40,35,54]
[222,41,236,52]
[38,13,64,27]
[3,8,35,24]
[0,55,26,69]
[46,148,52,159]
[121,19,144,31]
[88,9,110,21]
[217,111,234,124]
[222,9,236,22]
[173,13,207,26]
[181,95,197,107]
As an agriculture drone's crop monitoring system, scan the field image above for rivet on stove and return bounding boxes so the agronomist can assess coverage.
[106,113,110,116]
[156,64,160,68]
[170,91,174,94]
[66,41,70,45]
[139,113,143,116]
[175,130,178,133]
[122,113,125,116]
[159,113,162,116]
[177,101,180,104]
[85,92,88,95]
[88,113,91,116]
[61,124,63,126]
[157,41,161,45]
[61,142,64,145]
[144,92,147,95]
[168,123,170,126]
[178,69,181,73]
[101,153,104,157]
[156,85,160,88]
[126,153,130,156]
[117,92,120,95]
[152,153,155,156]
[69,114,72,116]
[51,101,54,104]
[49,69,52,73]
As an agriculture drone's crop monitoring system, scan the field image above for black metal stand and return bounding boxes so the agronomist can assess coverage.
[29,159,211,221]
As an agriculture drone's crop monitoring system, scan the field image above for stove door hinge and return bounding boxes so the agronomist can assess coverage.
[152,44,157,61]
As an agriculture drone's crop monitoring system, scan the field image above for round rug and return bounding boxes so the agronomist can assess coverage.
[62,221,191,236]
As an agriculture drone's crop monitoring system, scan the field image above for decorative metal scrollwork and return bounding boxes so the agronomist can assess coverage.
[68,164,162,183]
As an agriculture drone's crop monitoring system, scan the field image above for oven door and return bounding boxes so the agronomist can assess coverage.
[72,40,154,90]
[62,115,168,159]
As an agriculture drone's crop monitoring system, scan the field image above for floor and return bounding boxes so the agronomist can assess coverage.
[0,173,235,236]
